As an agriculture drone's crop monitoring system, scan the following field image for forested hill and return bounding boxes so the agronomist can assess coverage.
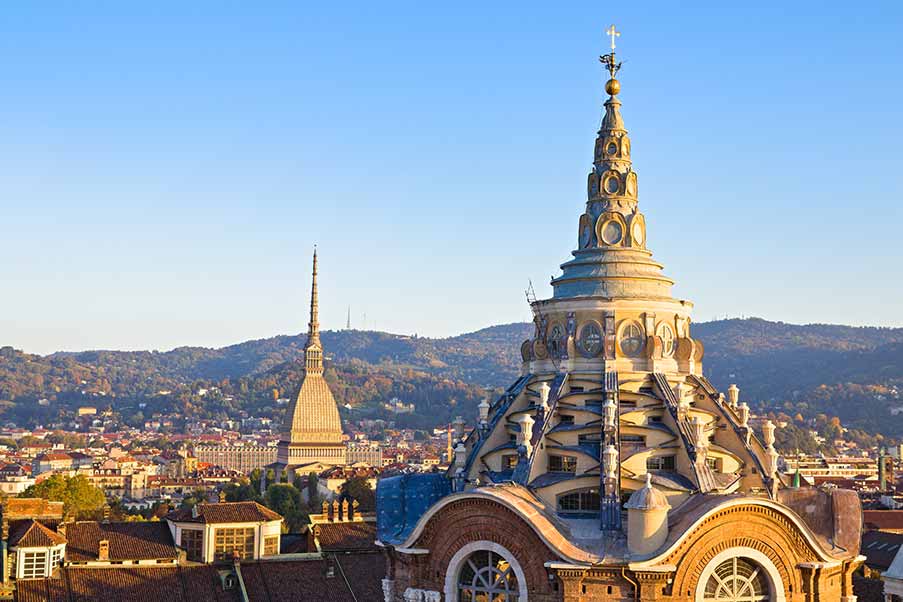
[2,318,903,435]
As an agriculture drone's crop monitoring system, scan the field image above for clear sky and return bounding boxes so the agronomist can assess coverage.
[2,1,902,355]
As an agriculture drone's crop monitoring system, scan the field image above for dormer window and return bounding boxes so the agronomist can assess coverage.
[502,454,519,471]
[18,545,64,579]
[548,455,577,473]
[180,528,203,562]
[213,527,255,561]
[22,551,47,579]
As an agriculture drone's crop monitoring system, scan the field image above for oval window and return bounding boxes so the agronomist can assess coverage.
[601,220,623,245]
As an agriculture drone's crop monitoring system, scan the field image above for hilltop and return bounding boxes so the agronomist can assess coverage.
[1,318,902,436]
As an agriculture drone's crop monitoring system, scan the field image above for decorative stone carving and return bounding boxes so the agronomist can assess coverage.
[737,403,750,428]
[538,381,551,410]
[761,419,776,447]
[381,579,394,602]
[403,588,440,602]
[727,383,740,408]
[452,416,465,440]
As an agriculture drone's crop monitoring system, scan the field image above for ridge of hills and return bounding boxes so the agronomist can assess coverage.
[1,318,902,437]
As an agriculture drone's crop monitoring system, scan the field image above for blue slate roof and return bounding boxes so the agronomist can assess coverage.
[376,473,451,546]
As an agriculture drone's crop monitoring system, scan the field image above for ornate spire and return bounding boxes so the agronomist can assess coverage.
[304,247,323,374]
[550,27,676,301]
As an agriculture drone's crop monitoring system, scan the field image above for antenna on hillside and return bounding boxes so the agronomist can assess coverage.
[346,306,351,330]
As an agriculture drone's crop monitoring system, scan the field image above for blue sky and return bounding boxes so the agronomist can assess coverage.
[2,1,902,354]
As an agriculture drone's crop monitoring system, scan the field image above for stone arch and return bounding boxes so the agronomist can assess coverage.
[443,540,528,601]
[410,498,559,599]
[665,504,821,599]
[694,546,786,602]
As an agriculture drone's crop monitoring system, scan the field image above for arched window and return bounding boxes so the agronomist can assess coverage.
[557,488,600,514]
[703,557,771,601]
[457,550,520,601]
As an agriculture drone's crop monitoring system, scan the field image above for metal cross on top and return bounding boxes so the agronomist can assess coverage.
[606,24,621,50]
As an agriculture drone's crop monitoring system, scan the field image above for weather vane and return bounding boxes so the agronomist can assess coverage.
[599,23,623,83]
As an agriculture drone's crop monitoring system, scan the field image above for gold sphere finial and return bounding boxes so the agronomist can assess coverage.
[605,79,620,96]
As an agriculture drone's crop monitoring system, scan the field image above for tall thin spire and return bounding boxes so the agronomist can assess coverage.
[307,247,320,346]
[304,247,323,375]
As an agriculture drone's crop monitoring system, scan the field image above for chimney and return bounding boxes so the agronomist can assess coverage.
[98,539,110,561]
[340,499,350,522]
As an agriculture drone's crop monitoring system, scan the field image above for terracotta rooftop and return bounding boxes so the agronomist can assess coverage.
[8,520,66,548]
[65,521,179,562]
[3,498,64,520]
[13,558,384,602]
[314,521,379,552]
[166,501,282,524]
[864,510,903,532]
[240,555,385,601]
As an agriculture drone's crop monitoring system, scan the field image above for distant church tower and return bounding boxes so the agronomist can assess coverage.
[268,249,346,486]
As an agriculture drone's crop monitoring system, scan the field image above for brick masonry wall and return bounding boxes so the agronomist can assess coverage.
[384,498,862,601]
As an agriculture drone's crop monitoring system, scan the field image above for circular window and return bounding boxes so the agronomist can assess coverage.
[600,220,623,245]
[659,324,675,357]
[619,322,645,357]
[703,557,771,601]
[578,322,603,358]
[457,550,520,602]
[605,176,620,194]
[606,142,618,156]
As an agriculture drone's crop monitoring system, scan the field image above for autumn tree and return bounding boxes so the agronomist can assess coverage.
[340,477,375,512]
[22,474,105,520]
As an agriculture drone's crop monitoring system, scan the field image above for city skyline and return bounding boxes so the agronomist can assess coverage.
[4,1,902,355]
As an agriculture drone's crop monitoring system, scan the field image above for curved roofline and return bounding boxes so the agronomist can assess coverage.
[398,488,598,564]
[630,497,838,566]
[398,489,840,567]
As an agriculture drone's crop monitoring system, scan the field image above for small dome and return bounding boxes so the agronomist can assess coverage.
[625,473,671,511]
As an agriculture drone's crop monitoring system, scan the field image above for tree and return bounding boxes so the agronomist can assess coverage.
[263,483,309,533]
[22,474,105,519]
[340,477,375,512]
[264,484,301,518]
[224,480,259,503]
[306,472,320,507]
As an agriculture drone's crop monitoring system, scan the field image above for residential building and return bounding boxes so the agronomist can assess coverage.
[193,444,275,475]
